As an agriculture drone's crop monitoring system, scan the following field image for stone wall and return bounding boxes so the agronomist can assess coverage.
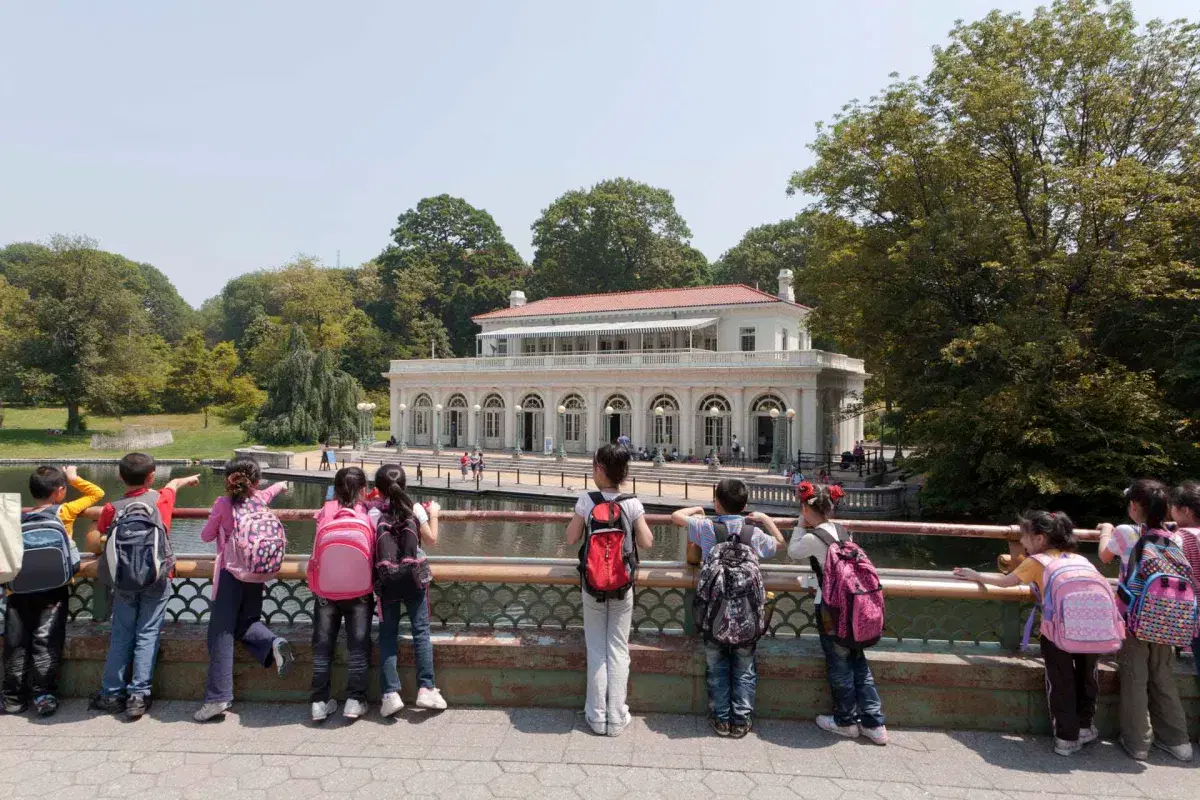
[233,446,293,469]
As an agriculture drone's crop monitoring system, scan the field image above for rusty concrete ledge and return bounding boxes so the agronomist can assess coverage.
[34,624,1200,737]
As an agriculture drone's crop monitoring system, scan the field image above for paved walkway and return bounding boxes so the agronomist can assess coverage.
[0,701,1194,799]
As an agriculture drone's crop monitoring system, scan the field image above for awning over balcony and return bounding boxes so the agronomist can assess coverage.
[477,317,718,339]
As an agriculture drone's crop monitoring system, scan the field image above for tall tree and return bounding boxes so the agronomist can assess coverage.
[0,276,30,426]
[792,0,1200,521]
[378,195,528,356]
[529,178,705,299]
[712,213,823,304]
[275,256,355,351]
[134,261,197,343]
[164,332,240,427]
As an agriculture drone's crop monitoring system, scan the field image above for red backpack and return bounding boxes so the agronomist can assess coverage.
[578,492,639,601]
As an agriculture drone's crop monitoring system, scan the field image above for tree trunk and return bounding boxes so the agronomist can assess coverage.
[203,405,209,429]
[66,403,83,435]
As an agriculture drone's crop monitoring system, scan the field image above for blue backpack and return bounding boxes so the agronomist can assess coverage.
[9,506,80,594]
[99,492,172,591]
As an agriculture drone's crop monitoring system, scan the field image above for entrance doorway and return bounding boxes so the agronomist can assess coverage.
[755,416,775,463]
[522,411,538,452]
[608,414,622,444]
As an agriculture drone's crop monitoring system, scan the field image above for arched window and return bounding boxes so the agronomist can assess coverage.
[751,393,786,414]
[603,394,631,411]
[601,394,632,445]
[446,394,469,409]
[410,394,433,441]
[561,393,586,452]
[519,393,544,409]
[482,393,504,444]
[696,394,731,453]
[647,393,679,449]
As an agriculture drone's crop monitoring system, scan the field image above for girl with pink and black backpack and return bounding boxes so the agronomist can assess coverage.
[308,467,376,722]
[194,458,294,722]
[955,511,1123,757]
[1169,481,1200,677]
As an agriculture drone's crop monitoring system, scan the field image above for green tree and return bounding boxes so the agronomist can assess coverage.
[378,195,528,356]
[275,256,355,351]
[0,276,30,426]
[134,261,197,343]
[712,213,823,304]
[248,327,362,445]
[791,0,1200,521]
[338,308,391,391]
[164,332,240,427]
[529,178,705,299]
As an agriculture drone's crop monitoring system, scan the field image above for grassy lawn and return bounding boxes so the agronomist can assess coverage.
[0,407,253,460]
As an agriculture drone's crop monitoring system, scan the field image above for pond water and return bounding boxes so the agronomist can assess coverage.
[0,465,1009,570]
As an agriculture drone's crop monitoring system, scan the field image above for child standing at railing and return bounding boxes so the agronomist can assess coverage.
[193,458,295,722]
[369,463,446,715]
[567,444,654,736]
[955,512,1121,757]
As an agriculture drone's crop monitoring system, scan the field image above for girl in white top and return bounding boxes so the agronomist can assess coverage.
[566,444,654,737]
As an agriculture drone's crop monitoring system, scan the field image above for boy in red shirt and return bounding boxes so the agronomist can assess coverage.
[88,453,199,719]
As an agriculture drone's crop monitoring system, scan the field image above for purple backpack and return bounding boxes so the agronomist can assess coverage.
[1021,553,1123,654]
[224,497,287,582]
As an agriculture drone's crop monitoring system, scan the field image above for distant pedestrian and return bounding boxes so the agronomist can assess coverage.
[460,452,470,479]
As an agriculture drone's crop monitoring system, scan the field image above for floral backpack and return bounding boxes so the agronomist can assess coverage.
[224,496,287,582]
[1117,529,1198,647]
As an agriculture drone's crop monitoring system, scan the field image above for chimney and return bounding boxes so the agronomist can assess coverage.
[509,290,527,308]
[777,269,795,303]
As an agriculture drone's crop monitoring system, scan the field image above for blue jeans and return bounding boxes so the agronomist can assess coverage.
[379,593,435,694]
[704,640,757,724]
[818,616,885,729]
[100,584,171,698]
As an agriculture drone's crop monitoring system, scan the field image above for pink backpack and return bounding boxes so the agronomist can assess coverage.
[225,497,287,583]
[307,501,375,600]
[811,525,885,648]
[1022,553,1124,654]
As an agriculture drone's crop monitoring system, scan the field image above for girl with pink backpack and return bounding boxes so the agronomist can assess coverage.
[308,467,376,722]
[955,511,1122,757]
[193,458,295,722]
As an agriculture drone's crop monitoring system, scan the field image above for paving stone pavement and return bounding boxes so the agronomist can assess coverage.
[0,700,1195,799]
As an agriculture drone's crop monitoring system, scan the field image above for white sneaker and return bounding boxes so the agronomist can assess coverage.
[861,725,889,746]
[1154,739,1194,762]
[311,699,337,722]
[343,699,368,720]
[380,692,404,718]
[415,687,447,710]
[1054,737,1082,756]
[1078,726,1099,746]
[816,715,860,739]
[192,702,231,722]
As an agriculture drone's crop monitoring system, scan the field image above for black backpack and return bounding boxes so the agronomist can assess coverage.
[374,513,432,604]
[99,492,172,592]
[693,520,768,647]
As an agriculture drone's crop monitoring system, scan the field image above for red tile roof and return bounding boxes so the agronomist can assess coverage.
[473,284,807,320]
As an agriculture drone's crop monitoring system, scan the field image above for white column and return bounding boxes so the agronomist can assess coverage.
[506,387,519,449]
[631,386,646,450]
[587,387,600,453]
[389,383,403,439]
[544,388,556,454]
[678,387,693,457]
[800,380,819,456]
[733,387,747,457]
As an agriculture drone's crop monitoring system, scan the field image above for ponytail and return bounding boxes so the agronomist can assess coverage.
[224,457,261,503]
[374,463,414,528]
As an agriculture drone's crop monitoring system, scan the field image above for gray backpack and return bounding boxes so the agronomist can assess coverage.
[99,492,172,591]
[693,520,767,647]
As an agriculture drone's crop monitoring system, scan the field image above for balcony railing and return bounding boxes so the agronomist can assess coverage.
[386,349,866,375]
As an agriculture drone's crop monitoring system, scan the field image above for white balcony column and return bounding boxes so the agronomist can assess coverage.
[631,386,646,449]
[733,388,748,451]
[586,387,600,453]
[543,388,556,454]
[505,388,519,449]
[389,383,403,439]
[800,380,819,456]
[678,386,693,459]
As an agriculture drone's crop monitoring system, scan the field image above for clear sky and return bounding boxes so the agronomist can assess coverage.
[1,1,1193,306]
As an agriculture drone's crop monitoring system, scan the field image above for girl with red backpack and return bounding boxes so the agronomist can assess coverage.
[566,444,654,737]
[789,482,889,745]
[308,467,376,722]
[193,458,295,722]
[369,463,446,716]
[955,511,1122,756]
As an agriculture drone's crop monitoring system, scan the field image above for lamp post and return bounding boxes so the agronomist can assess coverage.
[398,403,407,454]
[355,402,377,447]
[786,408,796,471]
[513,404,523,459]
[652,406,665,466]
[604,405,615,446]
[433,404,443,454]
[556,404,567,461]
[708,405,722,470]
[473,403,482,452]
[768,407,781,473]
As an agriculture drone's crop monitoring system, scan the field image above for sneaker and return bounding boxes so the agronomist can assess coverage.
[861,725,890,746]
[1154,739,1194,762]
[587,718,607,736]
[343,699,368,720]
[816,714,860,739]
[708,715,731,737]
[272,638,295,679]
[380,692,404,718]
[415,687,447,710]
[32,695,57,717]
[3,700,27,714]
[1078,726,1099,746]
[88,694,125,714]
[193,702,232,722]
[311,699,338,722]
[1054,737,1082,756]
[730,718,754,739]
[126,695,151,719]
[606,714,631,738]
[1120,739,1149,761]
